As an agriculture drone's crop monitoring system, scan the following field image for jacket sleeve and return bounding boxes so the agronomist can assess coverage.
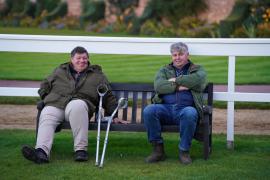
[38,69,56,100]
[154,68,177,94]
[175,65,207,92]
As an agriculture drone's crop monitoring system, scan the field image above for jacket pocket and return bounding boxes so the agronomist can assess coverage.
[44,92,66,108]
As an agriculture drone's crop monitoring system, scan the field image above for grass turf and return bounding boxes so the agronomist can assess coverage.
[0,52,270,84]
[0,129,269,179]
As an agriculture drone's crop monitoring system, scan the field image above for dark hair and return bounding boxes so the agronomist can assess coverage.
[71,46,89,58]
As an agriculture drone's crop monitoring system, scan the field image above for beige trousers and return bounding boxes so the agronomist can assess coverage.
[36,99,89,156]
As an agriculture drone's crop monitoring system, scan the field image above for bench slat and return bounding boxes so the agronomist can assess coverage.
[110,83,153,92]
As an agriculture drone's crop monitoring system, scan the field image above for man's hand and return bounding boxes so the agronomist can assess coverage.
[168,78,176,82]
[178,86,189,91]
[168,78,188,91]
[113,117,129,124]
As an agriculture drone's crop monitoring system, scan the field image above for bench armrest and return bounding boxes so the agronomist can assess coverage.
[37,101,45,110]
[203,105,212,114]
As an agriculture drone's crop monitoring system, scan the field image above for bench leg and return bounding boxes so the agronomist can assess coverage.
[203,114,210,160]
[35,110,41,141]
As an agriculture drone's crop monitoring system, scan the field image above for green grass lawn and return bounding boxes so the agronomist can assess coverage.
[0,129,269,179]
[0,52,270,84]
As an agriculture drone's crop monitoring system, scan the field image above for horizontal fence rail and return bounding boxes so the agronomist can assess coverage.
[0,34,270,149]
[1,88,270,102]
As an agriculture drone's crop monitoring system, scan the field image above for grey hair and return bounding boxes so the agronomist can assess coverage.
[170,42,189,54]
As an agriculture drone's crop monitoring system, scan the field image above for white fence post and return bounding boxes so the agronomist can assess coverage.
[227,56,236,149]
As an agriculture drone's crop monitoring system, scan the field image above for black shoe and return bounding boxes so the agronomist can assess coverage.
[74,150,88,162]
[21,145,49,164]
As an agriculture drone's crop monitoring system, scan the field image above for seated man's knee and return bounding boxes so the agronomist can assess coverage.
[40,106,64,123]
[143,104,156,118]
[66,99,88,114]
[181,107,198,122]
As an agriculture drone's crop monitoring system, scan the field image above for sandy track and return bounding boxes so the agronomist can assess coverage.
[0,105,269,135]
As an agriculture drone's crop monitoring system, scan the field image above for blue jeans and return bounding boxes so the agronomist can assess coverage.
[143,104,198,151]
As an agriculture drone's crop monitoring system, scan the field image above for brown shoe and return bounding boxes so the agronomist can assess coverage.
[145,142,166,163]
[179,150,192,165]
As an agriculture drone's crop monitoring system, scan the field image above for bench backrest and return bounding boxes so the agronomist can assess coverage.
[110,82,213,124]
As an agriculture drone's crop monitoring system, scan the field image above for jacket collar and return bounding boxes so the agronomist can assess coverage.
[60,62,101,72]
[166,60,199,72]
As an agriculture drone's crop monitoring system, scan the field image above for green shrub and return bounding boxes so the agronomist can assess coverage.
[19,16,34,27]
[45,1,67,21]
[232,27,249,38]
[219,0,250,37]
[142,0,206,25]
[191,25,218,38]
[178,16,205,30]
[6,0,28,14]
[257,23,270,37]
[140,20,160,36]
[219,0,270,37]
[159,26,176,37]
[80,0,105,25]
[37,0,61,14]
[176,16,217,38]
[111,17,130,33]
[49,16,80,30]
[127,0,207,36]
[0,0,12,17]
[1,0,36,27]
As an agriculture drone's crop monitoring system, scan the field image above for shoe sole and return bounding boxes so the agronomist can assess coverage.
[179,156,192,165]
[74,155,89,162]
[74,151,88,162]
[75,158,88,162]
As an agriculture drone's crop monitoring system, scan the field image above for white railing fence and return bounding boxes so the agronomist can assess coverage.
[1,34,270,149]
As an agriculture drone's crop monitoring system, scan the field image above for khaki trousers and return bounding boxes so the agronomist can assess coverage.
[36,99,89,156]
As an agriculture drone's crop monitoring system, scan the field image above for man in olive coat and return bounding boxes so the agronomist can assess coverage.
[22,46,124,164]
[143,42,207,165]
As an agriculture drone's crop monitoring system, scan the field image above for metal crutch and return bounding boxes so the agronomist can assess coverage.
[99,98,128,168]
[95,84,108,166]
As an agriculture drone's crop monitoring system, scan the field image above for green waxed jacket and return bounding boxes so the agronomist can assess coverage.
[38,62,117,117]
[152,61,207,124]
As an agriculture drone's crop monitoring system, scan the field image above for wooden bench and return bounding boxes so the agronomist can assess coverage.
[36,82,213,159]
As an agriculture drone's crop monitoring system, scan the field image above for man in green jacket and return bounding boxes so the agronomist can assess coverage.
[144,42,207,165]
[22,46,124,164]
